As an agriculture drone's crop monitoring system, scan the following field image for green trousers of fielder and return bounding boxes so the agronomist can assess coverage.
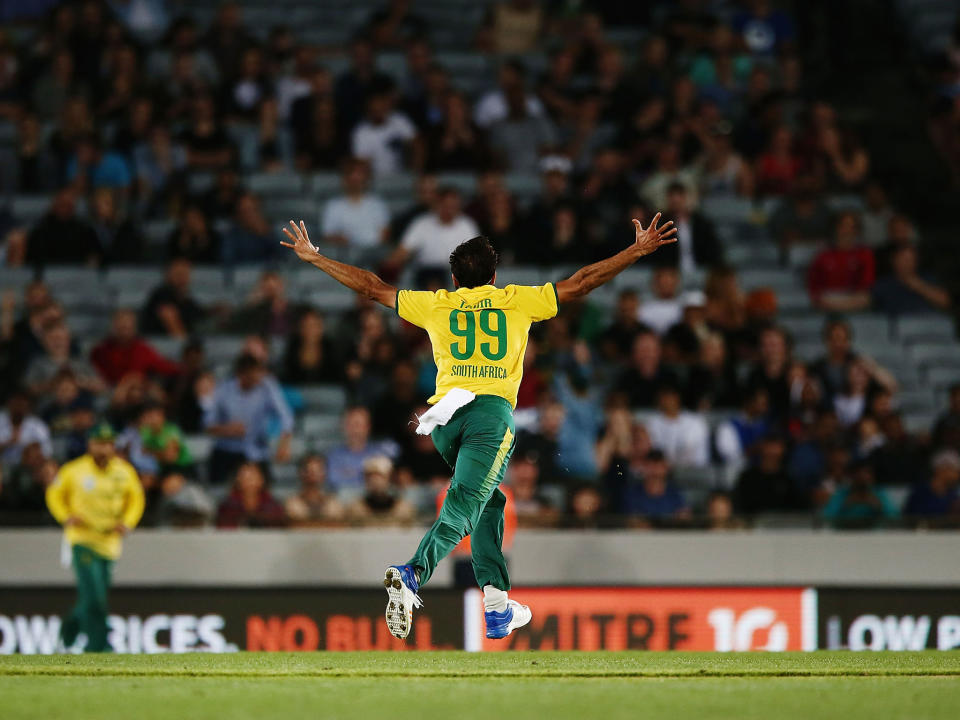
[61,544,114,652]
[409,395,515,590]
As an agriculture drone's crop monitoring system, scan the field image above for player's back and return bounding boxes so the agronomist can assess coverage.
[396,283,559,408]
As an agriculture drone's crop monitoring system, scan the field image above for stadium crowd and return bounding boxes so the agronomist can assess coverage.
[0,0,959,531]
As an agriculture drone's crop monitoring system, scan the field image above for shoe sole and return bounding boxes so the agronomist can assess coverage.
[383,567,413,640]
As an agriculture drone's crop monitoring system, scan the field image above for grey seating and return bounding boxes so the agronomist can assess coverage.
[848,314,890,342]
[701,196,753,224]
[927,366,960,390]
[185,435,213,462]
[0,266,33,291]
[894,315,955,343]
[42,265,104,291]
[909,342,960,368]
[302,413,341,437]
[11,195,51,223]
[496,266,543,287]
[299,385,347,413]
[503,173,541,199]
[306,289,358,313]
[143,336,184,360]
[309,172,341,197]
[434,172,477,195]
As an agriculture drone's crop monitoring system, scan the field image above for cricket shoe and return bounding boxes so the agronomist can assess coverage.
[383,565,422,640]
[484,599,532,639]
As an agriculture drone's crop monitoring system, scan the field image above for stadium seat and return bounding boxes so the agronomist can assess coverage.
[848,314,891,343]
[41,266,103,291]
[302,413,341,437]
[701,196,753,224]
[0,266,34,291]
[496,266,543,286]
[310,172,342,197]
[909,342,960,368]
[434,172,477,195]
[786,243,824,269]
[893,315,956,343]
[298,385,348,413]
[927,363,960,385]
[144,336,184,360]
[10,195,51,222]
[184,435,213,462]
[248,172,304,197]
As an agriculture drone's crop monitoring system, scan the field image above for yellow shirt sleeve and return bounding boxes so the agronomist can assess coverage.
[120,464,145,530]
[396,289,437,329]
[45,466,74,525]
[512,283,559,322]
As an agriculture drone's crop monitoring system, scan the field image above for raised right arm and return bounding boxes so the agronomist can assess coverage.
[555,213,677,304]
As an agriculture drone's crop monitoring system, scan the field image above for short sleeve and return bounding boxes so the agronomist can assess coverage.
[396,289,436,328]
[513,284,559,322]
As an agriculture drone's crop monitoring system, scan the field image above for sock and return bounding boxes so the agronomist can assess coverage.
[483,585,508,614]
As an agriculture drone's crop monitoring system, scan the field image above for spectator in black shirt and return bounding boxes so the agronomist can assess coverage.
[179,95,234,170]
[371,362,423,445]
[281,309,340,385]
[734,434,800,515]
[520,155,575,246]
[335,35,391,135]
[873,243,952,316]
[598,290,648,363]
[167,205,221,264]
[425,91,486,171]
[617,330,679,409]
[746,326,791,420]
[203,2,253,81]
[25,189,101,267]
[290,67,344,170]
[514,400,565,484]
[89,188,143,265]
[140,258,206,338]
[653,182,722,273]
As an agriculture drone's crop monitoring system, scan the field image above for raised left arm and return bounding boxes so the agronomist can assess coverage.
[281,221,397,308]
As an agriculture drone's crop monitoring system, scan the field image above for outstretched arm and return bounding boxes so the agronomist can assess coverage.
[555,213,677,303]
[281,220,397,309]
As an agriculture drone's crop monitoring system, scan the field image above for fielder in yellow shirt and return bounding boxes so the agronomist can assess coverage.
[46,422,144,652]
[281,213,677,641]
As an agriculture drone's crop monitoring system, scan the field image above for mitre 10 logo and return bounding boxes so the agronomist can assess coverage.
[469,587,816,652]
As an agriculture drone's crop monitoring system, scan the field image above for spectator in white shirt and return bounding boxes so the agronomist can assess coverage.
[646,385,711,469]
[321,157,390,248]
[474,59,544,129]
[388,187,481,288]
[639,266,684,335]
[351,79,421,179]
[0,389,53,465]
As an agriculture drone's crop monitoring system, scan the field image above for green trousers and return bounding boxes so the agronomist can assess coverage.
[410,395,516,591]
[61,544,113,652]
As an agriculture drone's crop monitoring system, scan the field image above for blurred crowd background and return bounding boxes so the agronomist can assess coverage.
[1,0,960,532]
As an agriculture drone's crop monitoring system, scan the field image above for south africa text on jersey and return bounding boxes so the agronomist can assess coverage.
[450,363,508,379]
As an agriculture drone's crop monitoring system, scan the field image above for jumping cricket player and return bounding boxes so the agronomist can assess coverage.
[46,422,145,652]
[281,213,676,640]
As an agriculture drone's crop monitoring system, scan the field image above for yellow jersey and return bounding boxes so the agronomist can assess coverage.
[397,283,559,408]
[46,455,145,560]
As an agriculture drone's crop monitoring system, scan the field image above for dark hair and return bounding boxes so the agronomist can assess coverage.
[235,353,262,373]
[449,236,498,289]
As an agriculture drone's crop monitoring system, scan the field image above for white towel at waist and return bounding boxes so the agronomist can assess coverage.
[415,388,476,435]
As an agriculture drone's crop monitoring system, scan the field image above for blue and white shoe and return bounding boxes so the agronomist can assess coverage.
[484,599,532,640]
[383,565,423,640]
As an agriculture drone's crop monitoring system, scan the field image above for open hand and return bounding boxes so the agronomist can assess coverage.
[280,220,319,263]
[632,213,677,257]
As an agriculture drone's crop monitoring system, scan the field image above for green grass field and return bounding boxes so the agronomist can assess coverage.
[3,651,959,720]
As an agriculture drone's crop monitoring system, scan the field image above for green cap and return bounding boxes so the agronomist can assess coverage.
[88,421,117,441]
